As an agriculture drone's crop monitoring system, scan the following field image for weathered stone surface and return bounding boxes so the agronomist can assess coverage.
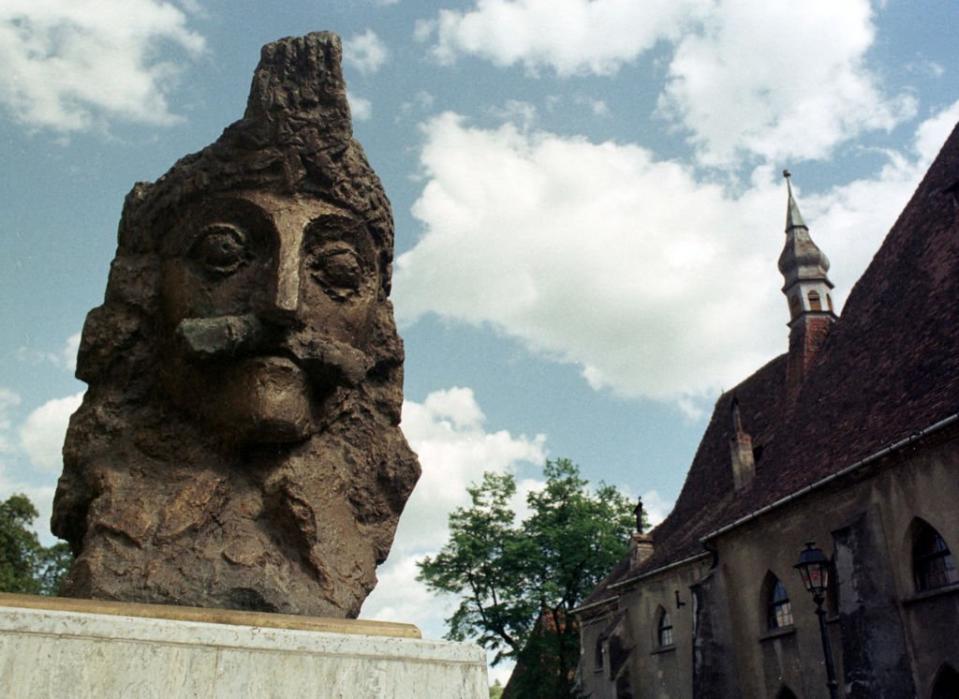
[0,596,487,698]
[51,32,420,618]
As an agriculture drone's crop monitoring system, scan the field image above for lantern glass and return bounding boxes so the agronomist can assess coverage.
[794,542,830,596]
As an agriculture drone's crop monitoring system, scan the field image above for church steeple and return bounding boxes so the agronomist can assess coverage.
[778,170,834,316]
[778,170,836,402]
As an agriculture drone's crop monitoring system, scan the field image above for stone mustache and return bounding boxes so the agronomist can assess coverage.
[51,32,421,618]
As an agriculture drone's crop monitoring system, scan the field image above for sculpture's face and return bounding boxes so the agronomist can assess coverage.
[158,190,381,443]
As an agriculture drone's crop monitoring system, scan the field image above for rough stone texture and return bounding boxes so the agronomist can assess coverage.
[833,509,916,698]
[51,32,421,618]
[0,601,487,698]
[690,572,740,699]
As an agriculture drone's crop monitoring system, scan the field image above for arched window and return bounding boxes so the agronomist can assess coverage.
[657,608,673,647]
[766,575,794,629]
[913,521,958,591]
[932,663,959,699]
[775,687,798,699]
[808,289,822,311]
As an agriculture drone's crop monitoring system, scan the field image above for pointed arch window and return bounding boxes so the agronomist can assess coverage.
[766,576,793,629]
[913,521,958,591]
[657,608,673,648]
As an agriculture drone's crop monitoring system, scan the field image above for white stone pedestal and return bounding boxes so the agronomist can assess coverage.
[0,593,487,698]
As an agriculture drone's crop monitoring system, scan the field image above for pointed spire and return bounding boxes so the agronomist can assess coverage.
[783,169,807,231]
[778,170,831,288]
[778,170,837,404]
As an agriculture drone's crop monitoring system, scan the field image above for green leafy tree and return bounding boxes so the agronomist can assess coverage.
[418,458,638,698]
[0,494,73,596]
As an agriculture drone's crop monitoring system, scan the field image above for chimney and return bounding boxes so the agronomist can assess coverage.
[630,533,655,567]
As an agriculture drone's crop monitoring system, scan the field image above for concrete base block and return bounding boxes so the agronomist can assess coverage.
[0,594,487,698]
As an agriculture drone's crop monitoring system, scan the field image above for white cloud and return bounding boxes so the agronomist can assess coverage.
[62,332,81,373]
[360,553,455,631]
[640,490,672,527]
[395,113,785,407]
[19,392,83,473]
[0,0,205,132]
[658,0,916,165]
[422,0,914,165]
[413,18,436,43]
[347,92,372,121]
[362,387,543,681]
[363,388,545,609]
[426,0,706,76]
[395,104,958,410]
[489,99,537,130]
[387,387,547,554]
[344,29,389,75]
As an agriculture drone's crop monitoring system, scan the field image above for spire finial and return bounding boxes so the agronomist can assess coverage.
[783,168,806,231]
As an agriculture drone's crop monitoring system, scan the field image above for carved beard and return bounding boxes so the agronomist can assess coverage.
[53,292,418,618]
[54,372,418,618]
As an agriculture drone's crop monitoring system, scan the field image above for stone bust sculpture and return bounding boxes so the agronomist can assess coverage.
[51,32,421,618]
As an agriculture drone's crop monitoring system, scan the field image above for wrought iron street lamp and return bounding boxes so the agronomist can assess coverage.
[794,542,839,699]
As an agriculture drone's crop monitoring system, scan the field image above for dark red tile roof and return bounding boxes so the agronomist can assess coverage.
[581,121,959,607]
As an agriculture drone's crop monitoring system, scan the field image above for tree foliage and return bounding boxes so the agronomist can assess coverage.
[0,494,73,596]
[417,458,638,697]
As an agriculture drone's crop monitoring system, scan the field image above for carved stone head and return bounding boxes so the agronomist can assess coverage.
[52,33,420,617]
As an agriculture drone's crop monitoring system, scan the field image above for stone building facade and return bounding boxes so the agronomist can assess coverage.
[575,125,959,698]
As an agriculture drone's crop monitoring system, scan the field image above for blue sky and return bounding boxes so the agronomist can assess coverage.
[1,0,958,683]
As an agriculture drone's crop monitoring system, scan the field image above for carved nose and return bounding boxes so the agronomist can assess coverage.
[260,255,300,325]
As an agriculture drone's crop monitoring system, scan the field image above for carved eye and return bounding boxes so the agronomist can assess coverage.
[191,224,249,275]
[310,248,364,298]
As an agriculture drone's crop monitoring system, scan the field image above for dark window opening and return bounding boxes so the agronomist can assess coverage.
[767,577,793,630]
[808,289,822,311]
[594,636,604,672]
[752,443,764,464]
[657,609,673,648]
[913,522,958,592]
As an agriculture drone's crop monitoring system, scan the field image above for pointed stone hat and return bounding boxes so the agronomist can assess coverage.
[118,32,393,287]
